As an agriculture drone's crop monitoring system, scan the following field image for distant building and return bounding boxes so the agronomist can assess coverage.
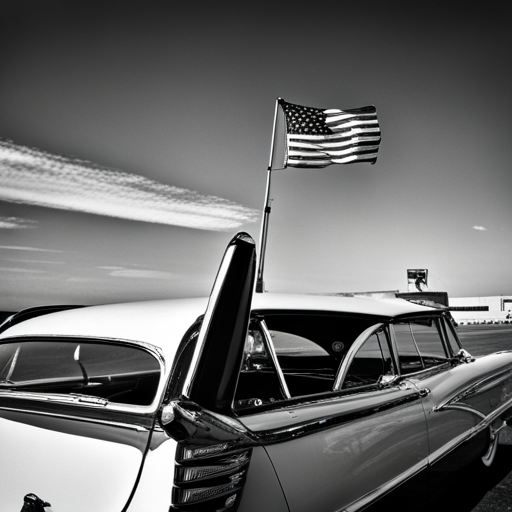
[449,295,512,324]
[327,291,512,324]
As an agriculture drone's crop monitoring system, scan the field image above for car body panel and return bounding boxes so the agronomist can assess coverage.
[414,353,512,463]
[0,296,432,353]
[0,406,152,512]
[240,385,429,511]
[0,298,208,362]
[236,446,290,512]
[1,230,512,511]
[125,430,177,512]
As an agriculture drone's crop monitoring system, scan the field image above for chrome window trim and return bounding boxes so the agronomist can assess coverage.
[430,316,452,358]
[438,316,458,356]
[390,322,424,371]
[0,334,166,414]
[333,323,384,390]
[258,318,291,399]
[407,322,425,367]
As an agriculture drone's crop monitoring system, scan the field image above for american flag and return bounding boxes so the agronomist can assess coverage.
[281,100,381,168]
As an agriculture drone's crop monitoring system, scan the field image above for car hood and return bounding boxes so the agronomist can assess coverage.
[0,406,152,512]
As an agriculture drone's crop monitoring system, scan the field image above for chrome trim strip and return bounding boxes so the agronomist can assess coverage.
[342,457,429,512]
[340,397,512,511]
[429,395,512,465]
[429,430,477,466]
[259,319,291,399]
[247,391,422,444]
[434,403,486,419]
[338,397,512,511]
[433,367,512,411]
[480,397,512,429]
[0,404,150,432]
[333,323,383,390]
[407,323,425,368]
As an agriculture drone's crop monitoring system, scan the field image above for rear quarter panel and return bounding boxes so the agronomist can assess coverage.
[237,446,290,512]
[410,351,512,464]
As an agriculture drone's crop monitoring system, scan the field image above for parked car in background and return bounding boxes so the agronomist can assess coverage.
[1,233,511,512]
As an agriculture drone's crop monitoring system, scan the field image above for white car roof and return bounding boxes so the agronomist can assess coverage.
[0,293,435,358]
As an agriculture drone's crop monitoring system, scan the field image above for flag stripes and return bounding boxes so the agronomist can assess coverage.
[281,100,381,168]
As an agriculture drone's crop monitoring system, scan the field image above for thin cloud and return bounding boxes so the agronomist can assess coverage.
[473,226,487,231]
[109,269,177,280]
[3,258,64,265]
[0,266,47,274]
[98,265,177,280]
[0,140,259,231]
[0,216,37,229]
[0,245,63,253]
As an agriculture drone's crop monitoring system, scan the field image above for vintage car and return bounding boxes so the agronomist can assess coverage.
[0,232,511,512]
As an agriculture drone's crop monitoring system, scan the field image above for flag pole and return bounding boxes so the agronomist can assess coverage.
[256,97,281,293]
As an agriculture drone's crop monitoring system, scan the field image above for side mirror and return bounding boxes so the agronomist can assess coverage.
[456,348,475,364]
[378,374,398,387]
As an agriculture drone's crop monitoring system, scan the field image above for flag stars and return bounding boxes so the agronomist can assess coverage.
[283,101,332,135]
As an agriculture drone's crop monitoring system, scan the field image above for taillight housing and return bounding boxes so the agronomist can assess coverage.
[172,444,251,511]
[163,400,254,512]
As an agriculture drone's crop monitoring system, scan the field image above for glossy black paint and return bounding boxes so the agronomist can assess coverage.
[187,233,256,415]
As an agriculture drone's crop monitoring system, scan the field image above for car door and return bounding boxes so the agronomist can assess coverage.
[391,313,512,479]
[236,318,430,512]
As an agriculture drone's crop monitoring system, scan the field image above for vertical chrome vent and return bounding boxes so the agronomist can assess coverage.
[172,444,252,511]
[162,400,254,512]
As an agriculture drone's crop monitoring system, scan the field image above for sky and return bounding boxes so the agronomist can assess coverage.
[0,1,511,311]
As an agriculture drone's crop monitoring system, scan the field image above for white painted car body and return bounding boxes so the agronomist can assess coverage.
[1,233,511,512]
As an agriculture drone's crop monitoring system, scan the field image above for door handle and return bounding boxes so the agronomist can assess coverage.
[419,388,431,397]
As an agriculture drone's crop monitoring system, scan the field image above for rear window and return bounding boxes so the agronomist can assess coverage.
[0,340,160,406]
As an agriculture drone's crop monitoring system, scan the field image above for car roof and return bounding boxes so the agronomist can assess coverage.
[0,293,436,357]
[251,293,435,316]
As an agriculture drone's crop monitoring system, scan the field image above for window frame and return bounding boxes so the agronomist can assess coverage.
[333,323,394,391]
[389,314,452,376]
[0,335,165,414]
[258,318,291,399]
[439,313,462,357]
[234,312,397,413]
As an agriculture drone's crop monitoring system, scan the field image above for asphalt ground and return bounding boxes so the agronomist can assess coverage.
[445,324,512,511]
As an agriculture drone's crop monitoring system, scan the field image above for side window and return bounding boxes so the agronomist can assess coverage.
[234,322,287,409]
[263,313,376,398]
[393,317,449,374]
[342,328,394,389]
[234,313,383,406]
[0,340,161,406]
